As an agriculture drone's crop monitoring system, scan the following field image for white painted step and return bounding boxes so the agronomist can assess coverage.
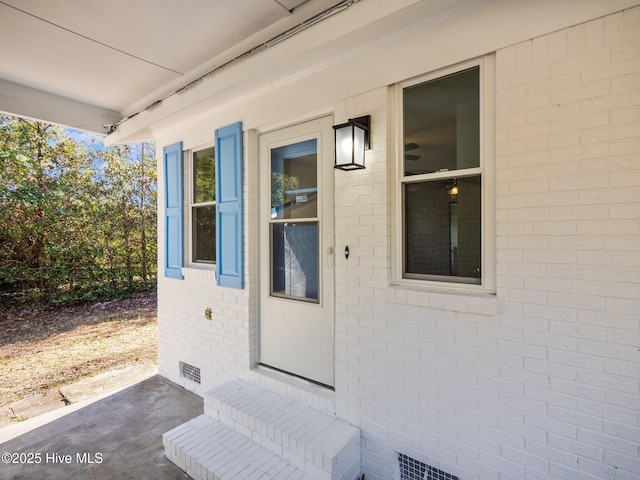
[205,379,361,480]
[164,414,307,480]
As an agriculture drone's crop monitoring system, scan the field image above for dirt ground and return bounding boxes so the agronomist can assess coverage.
[0,291,158,428]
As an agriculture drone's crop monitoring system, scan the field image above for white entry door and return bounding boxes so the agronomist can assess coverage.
[259,116,334,387]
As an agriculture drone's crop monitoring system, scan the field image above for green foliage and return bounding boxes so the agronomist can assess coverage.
[271,172,299,209]
[0,115,157,308]
[193,147,215,204]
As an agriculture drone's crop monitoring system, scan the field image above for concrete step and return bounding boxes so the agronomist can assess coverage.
[206,379,361,480]
[164,414,307,480]
[241,367,336,414]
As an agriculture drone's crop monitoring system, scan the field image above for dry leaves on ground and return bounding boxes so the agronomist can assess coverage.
[0,292,158,408]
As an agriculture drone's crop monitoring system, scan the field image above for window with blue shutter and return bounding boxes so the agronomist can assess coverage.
[163,142,184,279]
[215,122,244,289]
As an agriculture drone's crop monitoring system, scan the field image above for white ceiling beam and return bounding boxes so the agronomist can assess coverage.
[0,78,121,134]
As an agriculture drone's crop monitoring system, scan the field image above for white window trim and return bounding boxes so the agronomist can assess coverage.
[391,55,496,294]
[185,143,217,269]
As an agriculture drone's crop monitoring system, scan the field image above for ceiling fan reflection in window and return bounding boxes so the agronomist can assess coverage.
[404,142,424,176]
[405,142,420,161]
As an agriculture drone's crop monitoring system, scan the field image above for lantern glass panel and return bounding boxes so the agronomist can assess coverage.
[335,125,354,166]
[353,124,366,164]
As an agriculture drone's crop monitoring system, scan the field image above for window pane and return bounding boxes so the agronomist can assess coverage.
[404,176,481,283]
[193,205,216,263]
[271,140,317,220]
[403,67,479,176]
[271,222,318,302]
[193,147,215,204]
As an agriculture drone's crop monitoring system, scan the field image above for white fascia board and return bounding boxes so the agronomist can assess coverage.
[0,78,121,135]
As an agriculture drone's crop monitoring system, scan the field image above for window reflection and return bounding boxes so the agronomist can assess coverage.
[404,176,481,283]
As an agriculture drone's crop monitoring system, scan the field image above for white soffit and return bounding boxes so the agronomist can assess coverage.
[0,0,310,133]
[108,0,640,144]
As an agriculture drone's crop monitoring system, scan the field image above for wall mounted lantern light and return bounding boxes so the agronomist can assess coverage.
[333,115,370,171]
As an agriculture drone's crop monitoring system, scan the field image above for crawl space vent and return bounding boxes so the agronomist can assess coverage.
[397,453,459,480]
[180,362,201,384]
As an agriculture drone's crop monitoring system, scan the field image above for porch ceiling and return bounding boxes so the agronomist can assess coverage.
[0,0,327,134]
[2,0,635,141]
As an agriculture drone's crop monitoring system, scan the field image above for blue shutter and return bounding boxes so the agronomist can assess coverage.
[215,122,244,289]
[163,142,184,279]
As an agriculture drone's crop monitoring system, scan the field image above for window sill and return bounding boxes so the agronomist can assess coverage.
[183,265,216,281]
[389,280,497,316]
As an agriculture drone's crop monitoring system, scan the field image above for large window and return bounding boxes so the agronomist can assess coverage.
[397,59,494,289]
[190,146,216,264]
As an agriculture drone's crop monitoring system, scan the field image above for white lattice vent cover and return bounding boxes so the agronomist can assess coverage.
[180,362,201,384]
[397,453,459,480]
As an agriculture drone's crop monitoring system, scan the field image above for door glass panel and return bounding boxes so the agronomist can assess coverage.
[271,139,317,220]
[270,138,319,302]
[271,222,319,302]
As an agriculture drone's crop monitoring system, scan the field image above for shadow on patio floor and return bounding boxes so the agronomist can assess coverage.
[0,375,203,479]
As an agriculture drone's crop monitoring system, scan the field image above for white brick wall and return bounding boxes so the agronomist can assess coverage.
[496,11,640,477]
[333,6,640,480]
[156,131,258,395]
[155,5,639,480]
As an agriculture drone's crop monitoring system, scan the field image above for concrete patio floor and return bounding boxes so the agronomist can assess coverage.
[0,375,203,479]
